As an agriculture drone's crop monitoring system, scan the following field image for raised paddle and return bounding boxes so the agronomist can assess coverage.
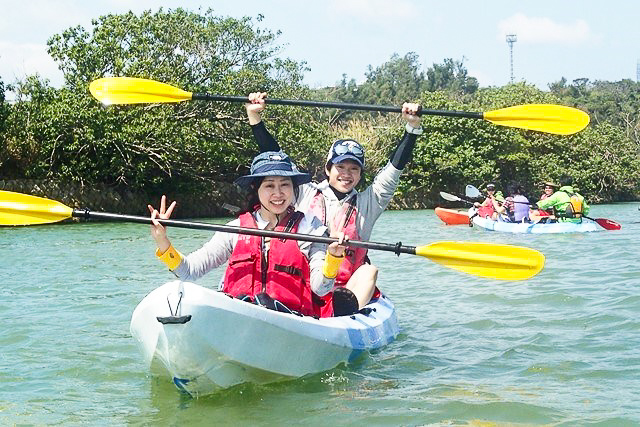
[464,185,621,230]
[440,191,474,206]
[89,77,590,135]
[465,185,483,199]
[0,190,544,281]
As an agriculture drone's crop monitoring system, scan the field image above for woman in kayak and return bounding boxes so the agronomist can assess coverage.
[530,176,589,224]
[245,92,422,316]
[473,183,506,220]
[502,183,530,223]
[148,151,347,317]
[529,181,557,223]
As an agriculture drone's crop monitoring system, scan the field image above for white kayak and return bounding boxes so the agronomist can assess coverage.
[130,281,399,396]
[472,214,600,233]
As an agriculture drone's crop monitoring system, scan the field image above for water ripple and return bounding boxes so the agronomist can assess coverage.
[1,204,639,425]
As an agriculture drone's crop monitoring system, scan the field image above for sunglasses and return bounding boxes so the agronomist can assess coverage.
[332,140,364,158]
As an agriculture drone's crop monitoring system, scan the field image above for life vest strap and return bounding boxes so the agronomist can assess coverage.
[274,264,303,277]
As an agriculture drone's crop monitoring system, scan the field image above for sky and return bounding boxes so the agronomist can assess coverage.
[1,0,639,95]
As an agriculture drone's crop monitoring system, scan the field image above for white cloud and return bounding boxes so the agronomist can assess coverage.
[498,13,595,45]
[0,41,63,86]
[328,0,413,22]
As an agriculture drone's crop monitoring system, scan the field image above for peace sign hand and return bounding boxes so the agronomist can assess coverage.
[147,195,176,253]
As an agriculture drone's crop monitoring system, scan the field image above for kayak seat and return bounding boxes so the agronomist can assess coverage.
[235,294,254,303]
[254,292,276,310]
[332,287,359,317]
[254,292,302,316]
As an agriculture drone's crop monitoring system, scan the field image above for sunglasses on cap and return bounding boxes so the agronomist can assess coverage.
[332,140,364,158]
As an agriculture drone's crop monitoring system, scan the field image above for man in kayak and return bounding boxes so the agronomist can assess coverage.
[147,151,347,317]
[530,177,589,223]
[244,92,422,316]
[473,183,506,220]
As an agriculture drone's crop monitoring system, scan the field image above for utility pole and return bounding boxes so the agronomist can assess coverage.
[506,34,517,83]
[637,59,640,82]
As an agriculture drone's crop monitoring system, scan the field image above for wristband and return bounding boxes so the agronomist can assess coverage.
[155,245,183,270]
[322,251,344,278]
[405,123,423,135]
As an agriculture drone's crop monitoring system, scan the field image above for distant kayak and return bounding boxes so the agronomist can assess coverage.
[435,207,470,225]
[471,214,600,234]
[130,281,399,396]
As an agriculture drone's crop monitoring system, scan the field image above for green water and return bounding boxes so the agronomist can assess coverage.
[1,204,639,426]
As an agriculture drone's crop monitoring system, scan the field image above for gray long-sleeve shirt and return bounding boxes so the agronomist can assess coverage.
[250,121,414,238]
[169,210,335,296]
[296,162,403,240]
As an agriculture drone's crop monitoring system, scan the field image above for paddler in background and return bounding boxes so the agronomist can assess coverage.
[502,183,530,223]
[473,183,506,220]
[147,151,347,317]
[529,176,589,223]
[529,181,558,223]
[244,92,422,317]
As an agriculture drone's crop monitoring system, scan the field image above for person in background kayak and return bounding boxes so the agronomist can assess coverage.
[540,181,557,201]
[148,151,347,317]
[529,177,589,223]
[531,181,558,222]
[473,183,506,220]
[503,184,530,222]
[244,92,422,317]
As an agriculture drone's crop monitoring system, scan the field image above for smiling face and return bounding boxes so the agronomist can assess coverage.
[257,176,294,215]
[326,160,362,194]
[544,186,555,195]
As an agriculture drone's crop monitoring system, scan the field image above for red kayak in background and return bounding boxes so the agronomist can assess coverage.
[435,207,470,225]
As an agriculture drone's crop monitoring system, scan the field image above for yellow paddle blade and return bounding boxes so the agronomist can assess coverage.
[89,77,193,105]
[0,191,73,226]
[415,241,544,281]
[483,104,590,135]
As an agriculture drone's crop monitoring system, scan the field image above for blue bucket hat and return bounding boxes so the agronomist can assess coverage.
[234,151,311,188]
[326,139,365,168]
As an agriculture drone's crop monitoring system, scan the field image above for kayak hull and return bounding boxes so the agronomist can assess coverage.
[130,281,399,396]
[435,207,470,225]
[472,215,600,233]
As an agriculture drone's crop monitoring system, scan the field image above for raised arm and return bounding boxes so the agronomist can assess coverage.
[389,102,422,169]
[245,92,280,152]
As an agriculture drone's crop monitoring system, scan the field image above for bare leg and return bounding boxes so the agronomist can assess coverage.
[529,210,542,223]
[345,264,378,309]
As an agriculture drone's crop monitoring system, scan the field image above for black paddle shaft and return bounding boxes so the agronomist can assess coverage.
[192,93,484,119]
[71,210,417,255]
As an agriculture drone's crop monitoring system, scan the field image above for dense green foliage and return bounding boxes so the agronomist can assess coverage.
[394,84,640,204]
[319,54,478,125]
[1,8,327,192]
[1,9,638,207]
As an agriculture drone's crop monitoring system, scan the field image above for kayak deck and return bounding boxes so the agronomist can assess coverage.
[130,281,399,396]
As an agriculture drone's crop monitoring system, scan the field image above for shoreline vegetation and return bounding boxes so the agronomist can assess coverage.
[1,9,639,218]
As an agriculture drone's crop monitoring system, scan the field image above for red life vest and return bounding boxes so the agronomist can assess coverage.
[222,210,314,316]
[309,192,367,284]
[309,191,369,317]
[477,198,495,218]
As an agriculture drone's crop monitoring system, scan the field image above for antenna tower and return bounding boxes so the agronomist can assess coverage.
[506,34,517,83]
